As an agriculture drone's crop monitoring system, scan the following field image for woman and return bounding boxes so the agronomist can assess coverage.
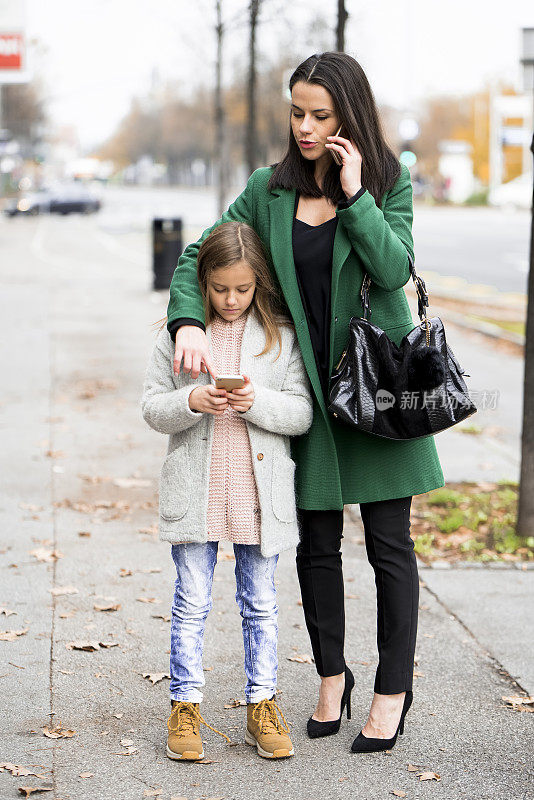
[166,52,444,753]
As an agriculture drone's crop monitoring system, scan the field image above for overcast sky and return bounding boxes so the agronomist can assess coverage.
[23,0,534,150]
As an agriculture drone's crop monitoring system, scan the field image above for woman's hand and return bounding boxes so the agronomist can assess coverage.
[325,135,363,199]
[188,384,229,415]
[174,326,217,380]
[227,375,255,413]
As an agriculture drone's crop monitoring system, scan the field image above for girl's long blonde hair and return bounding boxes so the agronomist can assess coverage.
[154,221,289,359]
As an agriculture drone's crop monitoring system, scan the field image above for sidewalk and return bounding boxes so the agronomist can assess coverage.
[1,214,532,800]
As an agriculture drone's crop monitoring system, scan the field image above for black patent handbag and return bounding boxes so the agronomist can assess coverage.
[328,253,477,440]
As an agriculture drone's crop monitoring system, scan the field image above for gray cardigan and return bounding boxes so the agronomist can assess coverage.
[140,308,313,557]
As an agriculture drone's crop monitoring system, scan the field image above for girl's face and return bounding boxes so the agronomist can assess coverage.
[290,81,341,164]
[208,260,256,322]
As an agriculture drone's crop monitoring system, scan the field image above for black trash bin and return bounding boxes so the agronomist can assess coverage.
[152,218,183,290]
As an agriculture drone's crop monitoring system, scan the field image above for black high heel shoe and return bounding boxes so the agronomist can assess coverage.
[350,690,413,753]
[307,665,355,739]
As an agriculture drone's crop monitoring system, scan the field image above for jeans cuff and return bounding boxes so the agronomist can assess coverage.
[246,688,277,704]
[171,689,203,703]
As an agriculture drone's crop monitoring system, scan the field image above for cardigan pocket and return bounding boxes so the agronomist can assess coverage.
[271,454,297,523]
[159,443,191,521]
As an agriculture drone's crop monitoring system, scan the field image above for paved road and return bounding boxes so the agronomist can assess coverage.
[1,213,532,800]
[93,183,532,296]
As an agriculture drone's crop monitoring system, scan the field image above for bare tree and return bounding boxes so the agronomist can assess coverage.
[246,0,260,176]
[516,131,534,537]
[336,0,348,52]
[215,0,228,215]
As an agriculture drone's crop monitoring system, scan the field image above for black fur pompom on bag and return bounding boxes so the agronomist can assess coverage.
[407,345,446,390]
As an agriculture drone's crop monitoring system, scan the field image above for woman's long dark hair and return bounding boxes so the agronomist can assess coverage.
[268,52,400,208]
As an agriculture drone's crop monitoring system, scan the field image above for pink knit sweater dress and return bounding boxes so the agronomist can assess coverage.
[206,310,261,545]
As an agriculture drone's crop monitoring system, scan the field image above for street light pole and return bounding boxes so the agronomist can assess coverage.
[517,28,534,537]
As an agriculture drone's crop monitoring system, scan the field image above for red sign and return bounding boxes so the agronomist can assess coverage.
[0,33,23,70]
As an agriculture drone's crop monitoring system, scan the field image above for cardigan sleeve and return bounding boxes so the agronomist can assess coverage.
[166,171,257,335]
[335,163,414,292]
[141,332,204,435]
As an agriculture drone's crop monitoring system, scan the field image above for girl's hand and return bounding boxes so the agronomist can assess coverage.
[174,326,217,381]
[227,375,255,413]
[189,384,228,415]
[325,135,363,199]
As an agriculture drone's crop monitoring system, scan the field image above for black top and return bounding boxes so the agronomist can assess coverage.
[292,191,338,395]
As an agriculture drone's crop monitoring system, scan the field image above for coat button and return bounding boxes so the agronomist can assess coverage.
[257,453,264,461]
[334,316,338,323]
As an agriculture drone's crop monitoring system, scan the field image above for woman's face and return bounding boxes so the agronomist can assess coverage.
[290,81,341,164]
[208,260,256,322]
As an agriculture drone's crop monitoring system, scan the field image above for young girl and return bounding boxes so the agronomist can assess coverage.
[141,221,313,761]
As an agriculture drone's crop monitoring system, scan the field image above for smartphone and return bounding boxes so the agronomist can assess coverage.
[330,124,344,165]
[215,374,245,391]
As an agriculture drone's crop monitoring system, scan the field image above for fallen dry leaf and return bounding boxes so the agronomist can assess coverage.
[18,788,53,798]
[138,525,158,536]
[413,671,425,678]
[151,614,171,622]
[287,654,314,664]
[143,791,162,797]
[418,772,441,782]
[79,772,93,778]
[50,586,78,597]
[113,713,123,719]
[45,450,65,459]
[407,764,420,772]
[65,640,118,651]
[42,723,75,739]
[112,746,138,756]
[0,607,16,616]
[93,603,121,612]
[0,764,47,778]
[29,548,63,563]
[502,695,534,711]
[142,672,170,685]
[137,597,159,604]
[78,531,91,537]
[120,738,134,746]
[223,699,246,709]
[140,567,162,574]
[119,568,133,577]
[0,628,29,641]
[391,792,407,798]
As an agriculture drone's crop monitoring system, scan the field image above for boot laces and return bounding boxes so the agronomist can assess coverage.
[252,698,290,736]
[167,701,230,742]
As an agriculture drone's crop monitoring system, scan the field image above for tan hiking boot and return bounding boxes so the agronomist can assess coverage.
[166,700,230,761]
[245,697,294,759]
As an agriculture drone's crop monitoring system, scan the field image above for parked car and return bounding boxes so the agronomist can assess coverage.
[4,184,102,217]
[49,184,101,215]
[488,172,533,211]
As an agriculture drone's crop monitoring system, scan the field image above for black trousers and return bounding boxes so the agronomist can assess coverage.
[296,496,418,694]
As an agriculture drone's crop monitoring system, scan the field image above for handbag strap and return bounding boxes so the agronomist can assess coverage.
[360,251,429,322]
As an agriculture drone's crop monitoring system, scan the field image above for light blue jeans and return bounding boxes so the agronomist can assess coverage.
[170,542,279,704]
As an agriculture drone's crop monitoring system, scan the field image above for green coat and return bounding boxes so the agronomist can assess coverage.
[167,164,444,510]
